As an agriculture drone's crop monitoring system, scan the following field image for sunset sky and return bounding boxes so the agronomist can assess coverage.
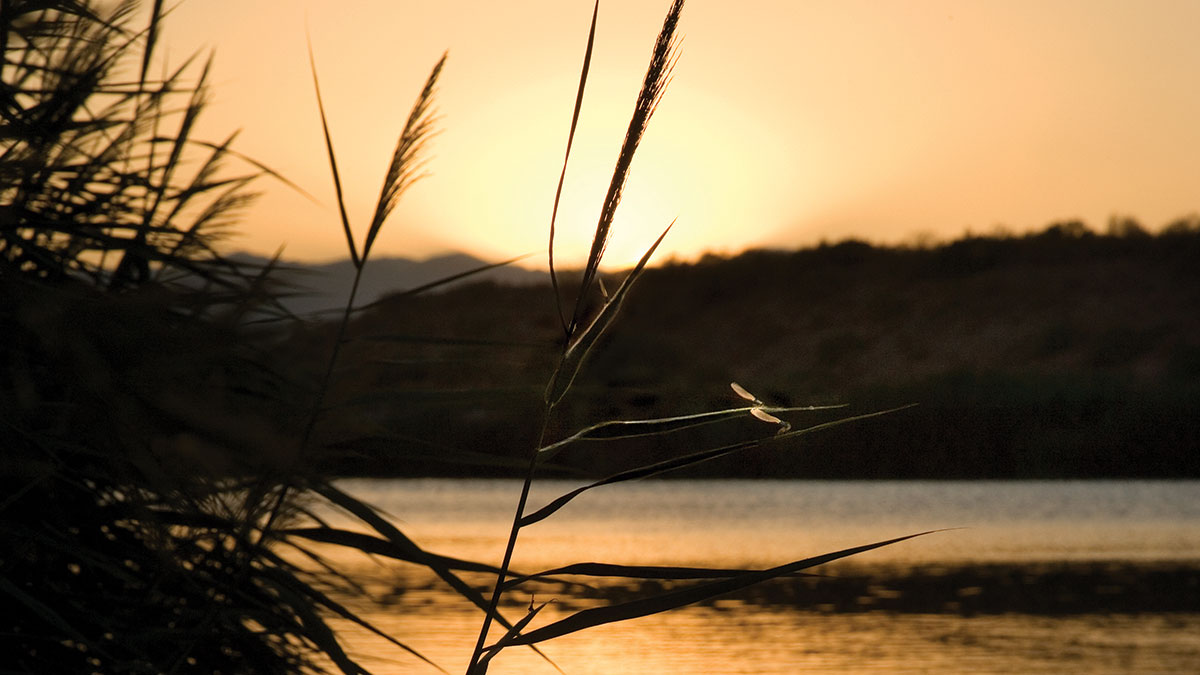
[162,0,1200,268]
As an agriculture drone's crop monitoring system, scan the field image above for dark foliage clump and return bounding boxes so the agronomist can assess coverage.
[1,3,361,673]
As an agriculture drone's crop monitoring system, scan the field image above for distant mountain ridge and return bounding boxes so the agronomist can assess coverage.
[229,251,547,316]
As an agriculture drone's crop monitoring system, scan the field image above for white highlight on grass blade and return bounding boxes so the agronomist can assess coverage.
[730,382,758,403]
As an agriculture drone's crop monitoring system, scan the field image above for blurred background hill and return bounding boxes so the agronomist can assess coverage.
[287,219,1200,480]
[230,251,548,316]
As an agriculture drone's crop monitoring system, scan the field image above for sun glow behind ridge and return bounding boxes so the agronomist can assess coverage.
[420,78,792,270]
[160,0,1200,266]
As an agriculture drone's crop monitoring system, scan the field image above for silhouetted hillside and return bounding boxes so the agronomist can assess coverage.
[230,251,547,316]
[296,221,1200,479]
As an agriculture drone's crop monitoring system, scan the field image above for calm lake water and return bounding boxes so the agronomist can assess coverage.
[321,479,1200,674]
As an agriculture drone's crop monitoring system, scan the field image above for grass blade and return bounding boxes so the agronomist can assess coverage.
[522,405,917,527]
[286,527,585,591]
[503,532,937,647]
[250,572,364,675]
[325,434,571,474]
[502,562,817,590]
[352,334,547,348]
[536,403,849,461]
[285,527,512,576]
[256,546,448,674]
[354,253,536,312]
[314,483,559,669]
[545,221,672,406]
[477,602,550,671]
[182,137,319,204]
[0,576,89,645]
[548,0,599,336]
[135,0,164,107]
[307,35,359,267]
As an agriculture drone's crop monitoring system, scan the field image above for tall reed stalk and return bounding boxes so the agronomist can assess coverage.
[252,44,446,541]
[468,0,681,668]
[455,1,923,672]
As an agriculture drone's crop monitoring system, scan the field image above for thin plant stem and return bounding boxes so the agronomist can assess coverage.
[466,407,554,673]
[549,1,599,338]
[256,262,366,540]
[468,3,684,670]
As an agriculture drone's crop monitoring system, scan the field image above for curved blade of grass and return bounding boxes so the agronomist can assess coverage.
[224,245,295,322]
[502,562,818,590]
[548,0,598,336]
[477,601,550,671]
[0,576,89,645]
[522,405,917,527]
[313,483,559,668]
[257,546,448,674]
[182,137,319,204]
[144,52,211,222]
[135,0,164,100]
[501,531,937,647]
[353,334,548,348]
[112,52,214,288]
[251,571,366,675]
[287,528,587,590]
[278,538,373,598]
[537,403,849,461]
[325,434,568,474]
[545,221,672,406]
[306,34,358,267]
[285,527,510,576]
[354,253,536,312]
[329,385,541,413]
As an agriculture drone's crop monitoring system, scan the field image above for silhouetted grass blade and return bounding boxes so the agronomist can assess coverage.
[355,334,547,348]
[502,562,818,591]
[536,403,848,461]
[257,545,448,674]
[251,571,369,675]
[500,532,936,647]
[356,253,536,312]
[0,577,89,645]
[476,601,552,672]
[314,484,558,668]
[135,0,163,99]
[545,222,672,406]
[522,405,916,527]
[285,527,511,577]
[181,138,320,203]
[326,435,560,474]
[307,36,359,267]
[549,0,600,335]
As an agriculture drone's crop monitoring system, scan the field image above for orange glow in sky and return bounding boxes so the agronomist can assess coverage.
[163,0,1200,267]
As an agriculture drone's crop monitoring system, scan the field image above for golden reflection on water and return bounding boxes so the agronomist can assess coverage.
[310,551,1200,674]
[310,480,1200,673]
[328,583,1200,674]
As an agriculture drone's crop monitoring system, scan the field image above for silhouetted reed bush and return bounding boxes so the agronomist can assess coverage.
[1,2,390,673]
